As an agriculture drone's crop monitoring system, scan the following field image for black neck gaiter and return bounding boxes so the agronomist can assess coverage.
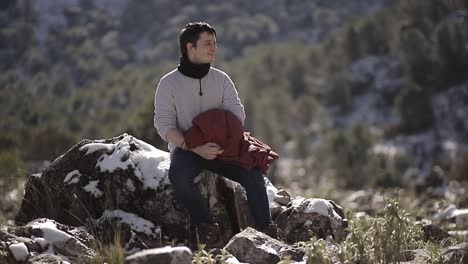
[177,54,210,79]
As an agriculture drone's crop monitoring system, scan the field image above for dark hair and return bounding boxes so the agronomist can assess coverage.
[179,22,216,55]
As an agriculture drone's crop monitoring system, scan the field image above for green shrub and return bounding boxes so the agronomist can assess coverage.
[27,125,77,161]
[192,244,233,264]
[0,150,27,192]
[89,225,125,264]
[303,237,333,264]
[320,123,375,189]
[0,149,27,225]
[341,193,423,263]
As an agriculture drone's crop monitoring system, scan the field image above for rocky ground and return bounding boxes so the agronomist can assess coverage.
[0,134,467,263]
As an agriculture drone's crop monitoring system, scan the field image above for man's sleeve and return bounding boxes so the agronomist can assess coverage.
[154,78,177,141]
[222,74,246,125]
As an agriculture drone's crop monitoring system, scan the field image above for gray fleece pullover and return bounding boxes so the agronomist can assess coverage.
[154,67,246,153]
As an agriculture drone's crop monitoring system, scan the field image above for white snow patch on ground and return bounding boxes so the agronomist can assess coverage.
[80,135,170,190]
[9,243,29,261]
[97,210,156,238]
[82,180,103,198]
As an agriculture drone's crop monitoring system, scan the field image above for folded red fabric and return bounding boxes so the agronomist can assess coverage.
[184,109,279,174]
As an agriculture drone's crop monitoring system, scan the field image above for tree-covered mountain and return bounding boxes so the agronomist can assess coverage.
[1,0,467,194]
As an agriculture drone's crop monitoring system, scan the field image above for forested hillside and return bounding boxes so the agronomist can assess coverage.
[1,0,467,199]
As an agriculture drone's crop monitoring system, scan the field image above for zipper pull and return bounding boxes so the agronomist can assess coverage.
[199,79,203,96]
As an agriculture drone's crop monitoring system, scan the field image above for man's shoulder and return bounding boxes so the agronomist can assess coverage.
[160,68,180,82]
[209,67,230,79]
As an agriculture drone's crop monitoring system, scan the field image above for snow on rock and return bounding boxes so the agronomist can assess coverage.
[79,135,170,190]
[80,143,114,155]
[125,246,192,264]
[64,170,81,185]
[30,220,73,244]
[276,196,347,243]
[96,209,156,238]
[82,180,103,198]
[290,197,343,220]
[434,205,468,226]
[9,242,29,261]
[33,237,49,251]
[265,178,281,209]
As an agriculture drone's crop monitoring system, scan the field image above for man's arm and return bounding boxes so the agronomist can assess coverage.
[166,128,223,160]
[222,74,246,124]
[154,78,177,141]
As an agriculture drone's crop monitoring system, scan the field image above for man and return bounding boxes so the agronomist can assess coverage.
[153,22,275,243]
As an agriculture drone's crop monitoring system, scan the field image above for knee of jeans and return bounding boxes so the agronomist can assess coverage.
[249,170,266,188]
[169,176,191,193]
[170,166,197,184]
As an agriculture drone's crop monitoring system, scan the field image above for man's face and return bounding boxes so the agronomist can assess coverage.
[187,32,217,64]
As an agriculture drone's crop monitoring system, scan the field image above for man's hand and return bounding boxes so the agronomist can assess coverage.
[191,142,224,160]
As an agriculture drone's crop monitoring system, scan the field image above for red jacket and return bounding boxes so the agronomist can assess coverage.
[184,109,279,174]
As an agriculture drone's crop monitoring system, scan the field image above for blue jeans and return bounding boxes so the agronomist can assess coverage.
[169,148,272,228]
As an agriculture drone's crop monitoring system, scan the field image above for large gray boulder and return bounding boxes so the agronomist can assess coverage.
[13,133,349,260]
[15,134,254,250]
[224,227,304,264]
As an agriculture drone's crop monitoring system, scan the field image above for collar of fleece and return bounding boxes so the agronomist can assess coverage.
[177,54,210,79]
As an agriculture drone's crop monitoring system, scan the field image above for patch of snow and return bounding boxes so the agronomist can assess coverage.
[371,143,405,158]
[33,237,49,251]
[97,209,156,238]
[123,232,137,253]
[32,173,42,178]
[434,205,468,225]
[126,179,136,192]
[8,189,19,200]
[80,143,114,155]
[225,256,243,264]
[259,243,278,255]
[80,135,171,190]
[292,197,342,220]
[9,243,29,261]
[265,178,281,209]
[64,170,81,185]
[82,180,103,198]
[31,220,73,243]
